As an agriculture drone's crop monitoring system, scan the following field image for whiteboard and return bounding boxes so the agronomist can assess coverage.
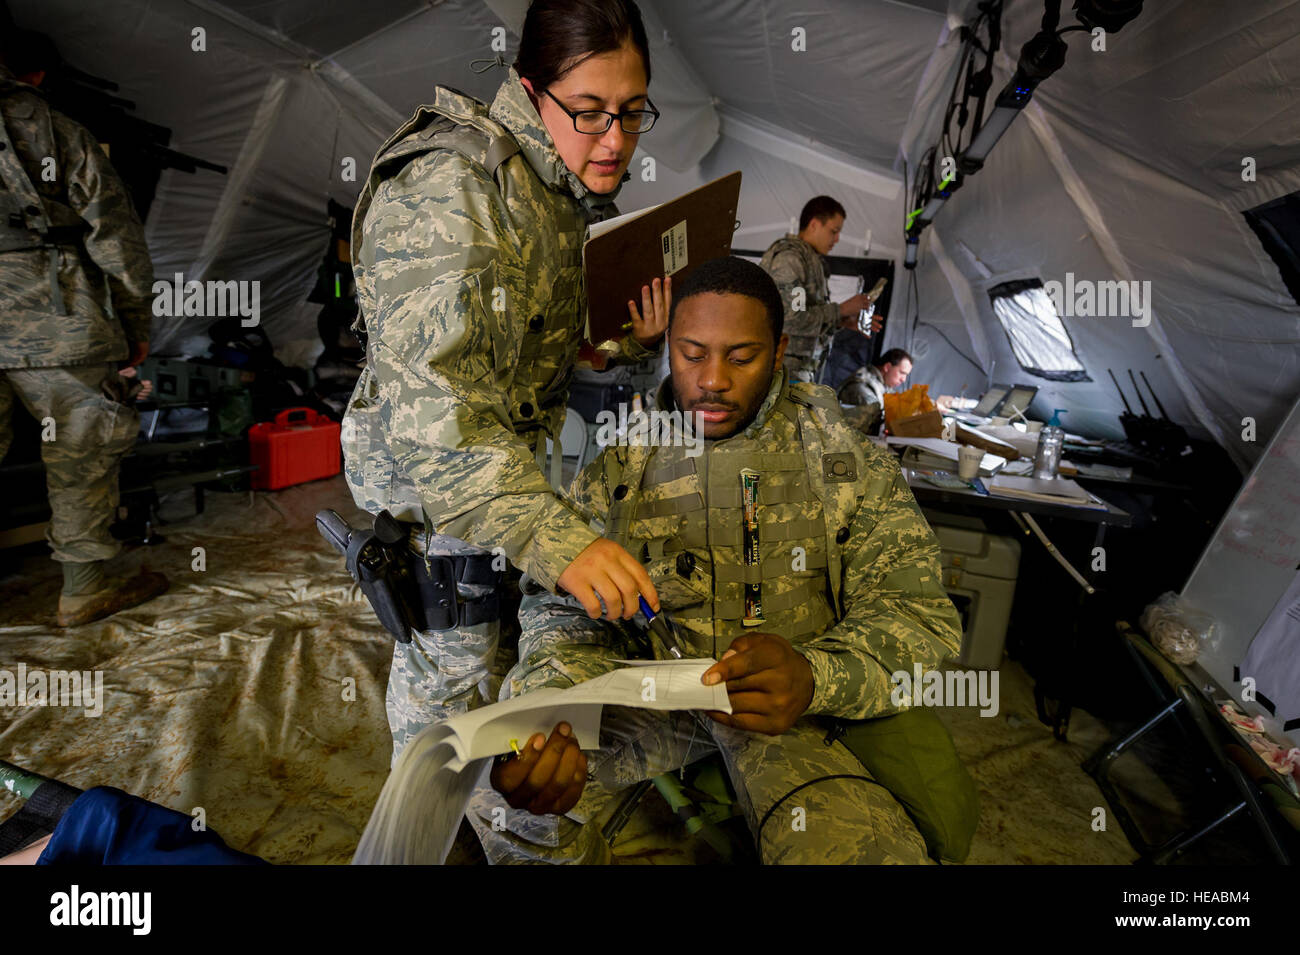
[1182,391,1300,713]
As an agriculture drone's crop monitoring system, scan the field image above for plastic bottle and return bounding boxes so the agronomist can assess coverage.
[1033,408,1067,480]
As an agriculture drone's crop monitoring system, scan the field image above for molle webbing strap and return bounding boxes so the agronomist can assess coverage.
[642,456,698,486]
[711,576,828,618]
[711,548,828,582]
[634,493,704,519]
[707,480,810,508]
[678,514,825,547]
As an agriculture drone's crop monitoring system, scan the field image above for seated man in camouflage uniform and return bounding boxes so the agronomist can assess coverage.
[468,257,962,864]
[838,347,913,436]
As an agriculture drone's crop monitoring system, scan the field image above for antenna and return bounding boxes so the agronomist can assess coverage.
[1107,369,1134,414]
[1139,371,1170,420]
[1128,369,1152,416]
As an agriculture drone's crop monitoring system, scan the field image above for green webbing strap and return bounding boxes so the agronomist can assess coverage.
[642,456,698,485]
[713,451,807,472]
[710,549,827,582]
[708,480,814,507]
[798,403,846,618]
[712,578,826,618]
[679,514,825,546]
[635,493,704,519]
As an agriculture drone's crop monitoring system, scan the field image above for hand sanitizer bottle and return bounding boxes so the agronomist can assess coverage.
[1033,409,1067,480]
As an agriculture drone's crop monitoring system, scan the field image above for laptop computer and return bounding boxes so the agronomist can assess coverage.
[951,384,1010,425]
[995,384,1039,422]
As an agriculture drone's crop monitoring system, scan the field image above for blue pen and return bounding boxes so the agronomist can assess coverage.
[638,595,684,658]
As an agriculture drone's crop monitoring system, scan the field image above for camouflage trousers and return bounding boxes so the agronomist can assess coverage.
[465,707,933,865]
[0,362,137,562]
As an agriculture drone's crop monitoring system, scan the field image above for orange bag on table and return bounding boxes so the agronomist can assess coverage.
[883,385,937,429]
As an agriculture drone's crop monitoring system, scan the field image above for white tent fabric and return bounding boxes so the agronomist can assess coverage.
[8,0,1299,465]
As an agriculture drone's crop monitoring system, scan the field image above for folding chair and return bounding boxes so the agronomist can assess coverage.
[1082,623,1294,864]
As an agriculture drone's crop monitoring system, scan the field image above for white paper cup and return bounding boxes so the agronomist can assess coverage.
[957,445,983,480]
[1025,420,1043,433]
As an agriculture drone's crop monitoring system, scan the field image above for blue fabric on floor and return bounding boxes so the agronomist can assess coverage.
[36,787,267,865]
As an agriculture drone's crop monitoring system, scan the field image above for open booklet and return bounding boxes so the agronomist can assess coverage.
[429,658,731,772]
[353,659,731,864]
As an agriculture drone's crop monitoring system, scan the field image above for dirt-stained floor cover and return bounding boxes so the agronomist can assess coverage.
[1,475,1160,864]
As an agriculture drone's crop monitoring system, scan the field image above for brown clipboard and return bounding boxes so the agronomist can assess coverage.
[582,171,742,345]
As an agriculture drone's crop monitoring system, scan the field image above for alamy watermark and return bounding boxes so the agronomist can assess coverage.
[151,272,260,327]
[594,405,705,457]
[1042,272,1151,327]
[891,663,999,717]
[0,664,105,717]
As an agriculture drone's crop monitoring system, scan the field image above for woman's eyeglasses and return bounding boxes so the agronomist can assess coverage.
[542,88,659,135]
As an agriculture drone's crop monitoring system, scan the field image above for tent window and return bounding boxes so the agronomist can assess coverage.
[1244,191,1300,306]
[987,279,1090,382]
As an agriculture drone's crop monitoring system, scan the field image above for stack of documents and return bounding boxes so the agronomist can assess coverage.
[889,437,1007,477]
[988,474,1108,509]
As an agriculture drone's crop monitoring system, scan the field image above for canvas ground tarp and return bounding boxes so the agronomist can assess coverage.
[1,476,1168,864]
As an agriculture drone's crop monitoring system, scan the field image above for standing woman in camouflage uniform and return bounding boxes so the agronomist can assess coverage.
[344,0,667,754]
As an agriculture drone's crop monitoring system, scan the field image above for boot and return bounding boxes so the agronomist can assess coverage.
[56,571,169,628]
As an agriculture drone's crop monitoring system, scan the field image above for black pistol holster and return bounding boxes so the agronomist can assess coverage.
[316,509,506,642]
[408,552,504,631]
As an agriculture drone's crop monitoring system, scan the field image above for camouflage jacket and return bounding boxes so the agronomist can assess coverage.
[839,362,886,408]
[759,234,838,378]
[839,364,886,434]
[343,67,658,592]
[0,66,154,369]
[511,371,963,720]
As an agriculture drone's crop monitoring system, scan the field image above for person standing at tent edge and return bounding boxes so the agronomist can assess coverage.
[760,195,882,383]
[0,41,168,628]
[343,0,667,756]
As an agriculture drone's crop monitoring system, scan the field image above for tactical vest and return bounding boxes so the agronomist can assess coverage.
[604,383,866,657]
[348,84,599,505]
[354,86,592,443]
[0,83,90,313]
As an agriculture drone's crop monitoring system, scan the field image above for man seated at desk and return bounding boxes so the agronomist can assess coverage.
[838,347,914,434]
[467,257,962,864]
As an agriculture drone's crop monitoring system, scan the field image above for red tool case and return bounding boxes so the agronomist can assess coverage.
[248,407,341,490]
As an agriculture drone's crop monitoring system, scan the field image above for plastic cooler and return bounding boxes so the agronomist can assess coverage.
[248,407,341,490]
[930,522,1021,670]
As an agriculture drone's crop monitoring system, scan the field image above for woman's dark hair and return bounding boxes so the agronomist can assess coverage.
[670,256,785,344]
[514,0,651,90]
